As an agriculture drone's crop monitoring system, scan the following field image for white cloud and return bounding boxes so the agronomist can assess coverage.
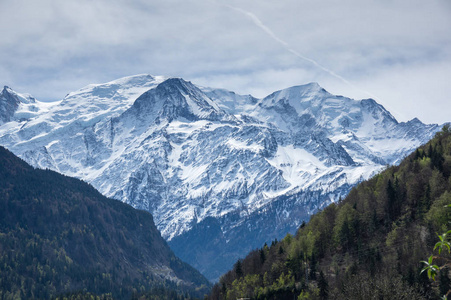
[0,0,450,124]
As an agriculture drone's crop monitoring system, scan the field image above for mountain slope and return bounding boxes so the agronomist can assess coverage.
[0,75,442,281]
[209,126,451,299]
[0,146,210,299]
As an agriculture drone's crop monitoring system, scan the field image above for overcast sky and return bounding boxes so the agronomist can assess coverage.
[1,0,450,124]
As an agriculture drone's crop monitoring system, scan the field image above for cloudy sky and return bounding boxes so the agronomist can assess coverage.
[1,0,450,124]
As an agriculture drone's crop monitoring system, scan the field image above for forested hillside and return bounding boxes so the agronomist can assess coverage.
[0,146,210,299]
[209,126,451,299]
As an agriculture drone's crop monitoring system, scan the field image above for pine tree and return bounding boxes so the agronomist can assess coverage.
[259,248,266,265]
[234,260,243,278]
[309,253,317,280]
[318,270,329,300]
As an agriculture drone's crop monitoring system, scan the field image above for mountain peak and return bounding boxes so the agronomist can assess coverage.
[126,77,229,123]
[407,117,423,124]
[1,86,36,104]
[287,82,328,95]
[0,86,21,124]
[157,77,195,93]
[165,77,187,84]
[261,82,331,108]
[302,81,322,90]
[106,73,158,86]
[360,98,398,125]
[63,74,163,102]
[360,98,378,106]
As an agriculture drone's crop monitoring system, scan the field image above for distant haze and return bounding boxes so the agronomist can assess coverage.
[0,0,450,124]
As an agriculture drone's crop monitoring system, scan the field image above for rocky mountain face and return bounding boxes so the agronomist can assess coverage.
[0,86,52,124]
[0,75,441,281]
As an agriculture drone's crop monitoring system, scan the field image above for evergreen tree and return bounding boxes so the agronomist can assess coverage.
[318,270,329,300]
[259,248,266,264]
[309,253,317,280]
[386,178,398,222]
[234,260,243,278]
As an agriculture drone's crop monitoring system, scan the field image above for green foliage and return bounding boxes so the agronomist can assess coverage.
[426,191,451,231]
[336,272,425,299]
[332,203,358,251]
[297,290,311,300]
[434,230,451,254]
[420,144,451,298]
[421,255,440,281]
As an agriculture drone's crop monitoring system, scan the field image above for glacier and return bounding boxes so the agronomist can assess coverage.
[0,74,441,281]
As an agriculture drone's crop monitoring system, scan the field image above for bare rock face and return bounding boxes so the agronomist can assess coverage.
[0,86,21,124]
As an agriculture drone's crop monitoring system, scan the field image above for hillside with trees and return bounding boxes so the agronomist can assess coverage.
[0,146,210,299]
[209,125,451,299]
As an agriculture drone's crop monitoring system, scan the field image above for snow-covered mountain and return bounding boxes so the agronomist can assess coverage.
[0,86,53,125]
[0,75,441,280]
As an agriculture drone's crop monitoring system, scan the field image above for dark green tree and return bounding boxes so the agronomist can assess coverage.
[318,270,329,300]
[309,253,317,280]
[234,260,243,278]
[259,248,266,265]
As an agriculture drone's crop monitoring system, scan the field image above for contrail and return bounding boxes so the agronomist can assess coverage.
[222,3,379,100]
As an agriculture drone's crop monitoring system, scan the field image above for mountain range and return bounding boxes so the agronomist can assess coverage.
[0,75,441,280]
